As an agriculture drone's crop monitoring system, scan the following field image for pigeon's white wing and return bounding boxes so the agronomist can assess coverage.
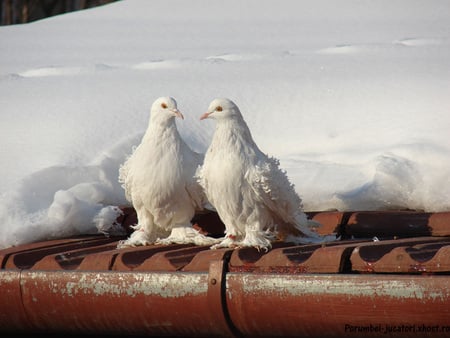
[182,148,207,211]
[194,164,217,212]
[246,156,330,241]
[185,177,207,212]
[185,179,206,211]
[246,156,302,224]
[118,155,133,202]
[118,142,142,203]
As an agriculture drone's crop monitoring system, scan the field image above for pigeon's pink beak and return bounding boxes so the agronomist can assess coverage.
[200,112,211,120]
[171,109,184,120]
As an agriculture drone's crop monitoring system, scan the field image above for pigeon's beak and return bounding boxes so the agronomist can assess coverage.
[171,109,184,120]
[200,112,211,120]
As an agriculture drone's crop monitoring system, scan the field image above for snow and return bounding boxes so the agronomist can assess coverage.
[1,0,449,248]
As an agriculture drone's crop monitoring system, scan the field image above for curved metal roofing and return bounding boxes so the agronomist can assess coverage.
[1,208,449,336]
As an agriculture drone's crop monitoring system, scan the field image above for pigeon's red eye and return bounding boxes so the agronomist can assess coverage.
[216,106,223,112]
[161,103,168,109]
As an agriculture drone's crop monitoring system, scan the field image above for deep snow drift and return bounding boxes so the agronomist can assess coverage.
[0,0,449,248]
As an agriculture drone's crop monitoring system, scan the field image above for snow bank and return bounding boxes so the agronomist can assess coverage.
[0,0,449,248]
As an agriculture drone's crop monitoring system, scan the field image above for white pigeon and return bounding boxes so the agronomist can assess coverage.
[117,97,218,248]
[197,98,335,251]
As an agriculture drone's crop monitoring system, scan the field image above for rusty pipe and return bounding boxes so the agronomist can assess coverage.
[1,268,449,337]
[226,273,450,337]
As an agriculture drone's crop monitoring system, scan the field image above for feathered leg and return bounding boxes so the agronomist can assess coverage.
[117,206,157,248]
[210,221,275,251]
[239,223,275,252]
[210,234,239,249]
[156,224,221,246]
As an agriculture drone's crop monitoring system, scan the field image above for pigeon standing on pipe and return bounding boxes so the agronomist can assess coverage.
[117,97,219,248]
[197,98,335,251]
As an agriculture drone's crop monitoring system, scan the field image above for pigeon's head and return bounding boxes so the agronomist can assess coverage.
[151,97,184,122]
[200,98,241,121]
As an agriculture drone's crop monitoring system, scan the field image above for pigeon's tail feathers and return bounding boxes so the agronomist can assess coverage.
[278,212,338,244]
[285,232,338,244]
[306,219,322,229]
[292,212,322,237]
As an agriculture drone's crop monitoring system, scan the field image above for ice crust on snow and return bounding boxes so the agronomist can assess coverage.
[0,0,449,248]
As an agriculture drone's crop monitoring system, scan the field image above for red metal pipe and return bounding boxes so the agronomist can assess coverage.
[17,270,227,336]
[1,268,449,337]
[0,270,32,331]
[226,274,450,337]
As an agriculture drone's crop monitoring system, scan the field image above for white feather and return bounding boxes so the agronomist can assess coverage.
[198,98,336,251]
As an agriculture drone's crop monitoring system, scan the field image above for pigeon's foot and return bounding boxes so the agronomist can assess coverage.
[239,230,273,252]
[117,228,153,248]
[156,226,222,246]
[130,223,143,231]
[210,235,239,249]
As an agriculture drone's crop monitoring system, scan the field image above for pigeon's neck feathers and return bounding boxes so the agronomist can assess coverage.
[143,114,180,143]
[212,116,263,158]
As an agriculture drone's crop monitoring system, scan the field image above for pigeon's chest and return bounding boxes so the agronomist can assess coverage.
[131,139,184,186]
[203,145,250,196]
